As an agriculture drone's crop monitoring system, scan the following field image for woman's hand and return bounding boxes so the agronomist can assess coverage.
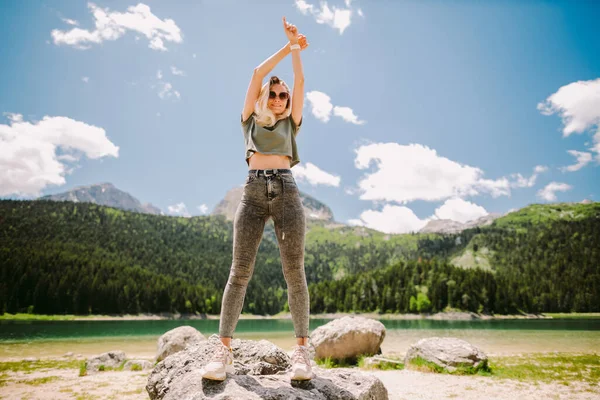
[283,16,299,44]
[298,34,309,51]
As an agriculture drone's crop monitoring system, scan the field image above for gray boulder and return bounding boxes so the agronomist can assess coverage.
[310,316,386,361]
[146,334,388,399]
[404,337,488,373]
[86,350,126,373]
[156,325,206,362]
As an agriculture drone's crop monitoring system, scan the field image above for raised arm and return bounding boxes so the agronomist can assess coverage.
[283,17,305,128]
[242,43,290,122]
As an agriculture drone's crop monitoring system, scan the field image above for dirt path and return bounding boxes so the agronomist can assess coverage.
[366,370,599,400]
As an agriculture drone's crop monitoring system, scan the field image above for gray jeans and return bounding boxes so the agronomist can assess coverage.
[219,168,309,338]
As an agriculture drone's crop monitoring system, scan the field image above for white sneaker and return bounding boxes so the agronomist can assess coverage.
[289,345,313,381]
[200,342,235,381]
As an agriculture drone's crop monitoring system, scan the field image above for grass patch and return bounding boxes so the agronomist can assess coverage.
[407,356,490,375]
[0,359,80,373]
[15,376,61,386]
[358,355,404,370]
[79,361,87,377]
[543,313,600,319]
[316,354,404,370]
[487,353,600,384]
[315,356,362,368]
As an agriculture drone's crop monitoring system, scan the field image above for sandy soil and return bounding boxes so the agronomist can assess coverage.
[1,358,598,400]
[369,369,599,400]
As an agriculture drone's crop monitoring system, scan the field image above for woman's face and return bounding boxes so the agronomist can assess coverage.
[267,83,289,116]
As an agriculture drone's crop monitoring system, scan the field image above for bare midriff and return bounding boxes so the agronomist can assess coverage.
[248,152,291,170]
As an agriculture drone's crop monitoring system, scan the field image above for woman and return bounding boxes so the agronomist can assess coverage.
[201,17,312,382]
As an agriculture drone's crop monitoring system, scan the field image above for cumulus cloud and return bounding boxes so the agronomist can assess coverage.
[0,113,119,197]
[51,3,182,51]
[167,202,190,217]
[348,197,489,234]
[306,90,365,124]
[433,197,488,223]
[348,204,432,234]
[292,162,341,186]
[197,204,208,214]
[538,78,600,163]
[81,76,89,83]
[353,142,522,203]
[333,106,366,125]
[560,150,593,172]
[537,182,572,202]
[294,0,356,34]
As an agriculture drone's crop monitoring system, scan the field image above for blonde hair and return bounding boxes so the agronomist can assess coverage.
[254,76,292,127]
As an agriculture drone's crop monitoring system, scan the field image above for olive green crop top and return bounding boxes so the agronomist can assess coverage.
[241,112,302,168]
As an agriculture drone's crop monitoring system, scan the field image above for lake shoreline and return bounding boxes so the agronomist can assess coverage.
[3,311,596,321]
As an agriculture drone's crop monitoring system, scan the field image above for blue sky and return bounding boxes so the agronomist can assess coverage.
[1,0,599,233]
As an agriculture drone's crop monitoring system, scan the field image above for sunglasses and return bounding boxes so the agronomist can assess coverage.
[269,91,290,100]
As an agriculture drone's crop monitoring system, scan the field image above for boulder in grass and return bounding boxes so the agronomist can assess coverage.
[155,325,206,362]
[310,316,386,362]
[86,350,126,373]
[146,334,388,400]
[404,337,488,373]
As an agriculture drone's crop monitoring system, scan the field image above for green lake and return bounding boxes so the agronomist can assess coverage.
[1,318,599,360]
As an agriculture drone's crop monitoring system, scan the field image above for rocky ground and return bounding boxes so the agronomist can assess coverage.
[1,358,598,400]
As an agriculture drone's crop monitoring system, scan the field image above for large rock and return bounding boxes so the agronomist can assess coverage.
[404,337,488,373]
[146,335,388,399]
[310,316,386,361]
[156,325,206,362]
[86,350,126,373]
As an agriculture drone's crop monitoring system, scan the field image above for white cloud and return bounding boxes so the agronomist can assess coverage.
[560,150,593,172]
[81,76,89,83]
[62,18,79,26]
[333,106,366,125]
[537,182,572,202]
[509,164,547,188]
[51,3,182,51]
[170,66,185,76]
[295,0,355,34]
[292,162,341,186]
[349,197,488,234]
[0,113,118,197]
[433,197,488,223]
[197,204,208,214]
[347,204,432,234]
[155,70,180,100]
[537,78,600,163]
[306,91,333,122]
[158,82,180,100]
[306,90,365,124]
[354,142,517,203]
[357,8,364,17]
[167,202,190,217]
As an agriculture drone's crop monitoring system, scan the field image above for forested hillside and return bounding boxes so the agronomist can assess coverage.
[1,199,598,315]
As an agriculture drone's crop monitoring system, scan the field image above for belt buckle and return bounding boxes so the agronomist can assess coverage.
[264,169,277,177]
